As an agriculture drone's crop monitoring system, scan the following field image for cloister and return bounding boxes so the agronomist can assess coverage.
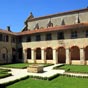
[24,46,88,65]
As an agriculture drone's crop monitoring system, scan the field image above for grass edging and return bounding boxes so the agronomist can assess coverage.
[0,74,59,87]
[29,73,59,80]
[0,73,12,79]
[61,74,88,79]
[0,75,29,87]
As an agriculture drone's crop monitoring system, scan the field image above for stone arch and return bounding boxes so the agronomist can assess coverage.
[57,47,66,63]
[46,47,53,60]
[27,48,31,59]
[84,46,88,60]
[1,47,8,63]
[35,48,41,60]
[70,46,80,60]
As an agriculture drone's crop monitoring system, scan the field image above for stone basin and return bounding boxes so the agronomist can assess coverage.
[27,64,43,73]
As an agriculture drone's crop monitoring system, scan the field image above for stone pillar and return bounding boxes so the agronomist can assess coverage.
[53,49,57,64]
[80,48,85,65]
[23,49,27,63]
[41,48,46,63]
[66,48,70,64]
[31,48,36,63]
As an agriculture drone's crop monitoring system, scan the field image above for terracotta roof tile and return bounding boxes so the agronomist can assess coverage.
[17,23,88,36]
[0,23,88,36]
[0,29,16,35]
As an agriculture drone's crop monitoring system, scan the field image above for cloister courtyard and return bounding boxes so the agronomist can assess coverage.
[0,63,88,88]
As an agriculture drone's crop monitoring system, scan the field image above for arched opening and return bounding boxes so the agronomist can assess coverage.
[57,47,66,63]
[46,47,53,60]
[12,48,16,63]
[70,46,80,60]
[84,46,88,60]
[36,48,41,60]
[27,48,31,59]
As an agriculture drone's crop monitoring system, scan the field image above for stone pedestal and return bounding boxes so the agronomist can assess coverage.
[27,64,43,73]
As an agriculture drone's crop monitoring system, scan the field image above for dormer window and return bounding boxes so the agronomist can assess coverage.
[47,21,53,28]
[34,23,39,30]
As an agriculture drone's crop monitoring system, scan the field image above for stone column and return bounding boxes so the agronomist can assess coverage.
[80,48,85,65]
[66,48,70,64]
[31,48,36,63]
[53,49,57,64]
[41,48,46,63]
[23,49,27,63]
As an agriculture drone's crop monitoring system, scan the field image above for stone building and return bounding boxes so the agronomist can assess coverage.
[0,8,88,65]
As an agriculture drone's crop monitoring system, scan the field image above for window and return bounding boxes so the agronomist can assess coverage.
[57,32,64,39]
[11,36,16,43]
[85,30,88,37]
[0,34,2,41]
[6,35,9,42]
[2,35,9,42]
[35,34,41,41]
[46,33,52,40]
[17,36,22,43]
[71,31,77,39]
[27,36,31,42]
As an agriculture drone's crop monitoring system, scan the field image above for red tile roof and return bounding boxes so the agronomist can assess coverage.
[0,23,88,36]
[0,29,16,35]
[17,23,88,36]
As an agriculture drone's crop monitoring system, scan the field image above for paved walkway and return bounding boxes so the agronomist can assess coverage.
[0,64,65,84]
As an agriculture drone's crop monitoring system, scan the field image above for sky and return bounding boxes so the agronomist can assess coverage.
[0,0,88,32]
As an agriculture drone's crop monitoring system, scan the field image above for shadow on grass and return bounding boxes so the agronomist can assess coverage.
[0,84,6,88]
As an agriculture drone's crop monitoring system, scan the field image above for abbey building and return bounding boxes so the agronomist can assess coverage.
[0,8,88,65]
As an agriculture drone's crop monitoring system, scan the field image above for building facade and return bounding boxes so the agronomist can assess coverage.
[0,8,88,65]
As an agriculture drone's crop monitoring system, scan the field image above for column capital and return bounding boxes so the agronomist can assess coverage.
[41,47,45,50]
[80,47,84,49]
[31,48,35,50]
[66,48,70,50]
[53,48,57,50]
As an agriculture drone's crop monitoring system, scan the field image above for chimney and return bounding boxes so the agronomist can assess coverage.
[7,26,11,32]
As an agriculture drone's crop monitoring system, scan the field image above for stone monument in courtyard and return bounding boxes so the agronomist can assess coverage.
[27,64,43,73]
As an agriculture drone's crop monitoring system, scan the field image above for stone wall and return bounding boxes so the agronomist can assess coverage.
[0,34,17,64]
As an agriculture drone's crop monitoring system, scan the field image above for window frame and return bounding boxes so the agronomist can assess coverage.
[46,33,52,40]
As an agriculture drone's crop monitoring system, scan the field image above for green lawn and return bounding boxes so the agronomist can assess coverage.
[6,76,88,88]
[0,63,29,69]
[0,69,11,78]
[54,64,88,73]
[0,63,53,69]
